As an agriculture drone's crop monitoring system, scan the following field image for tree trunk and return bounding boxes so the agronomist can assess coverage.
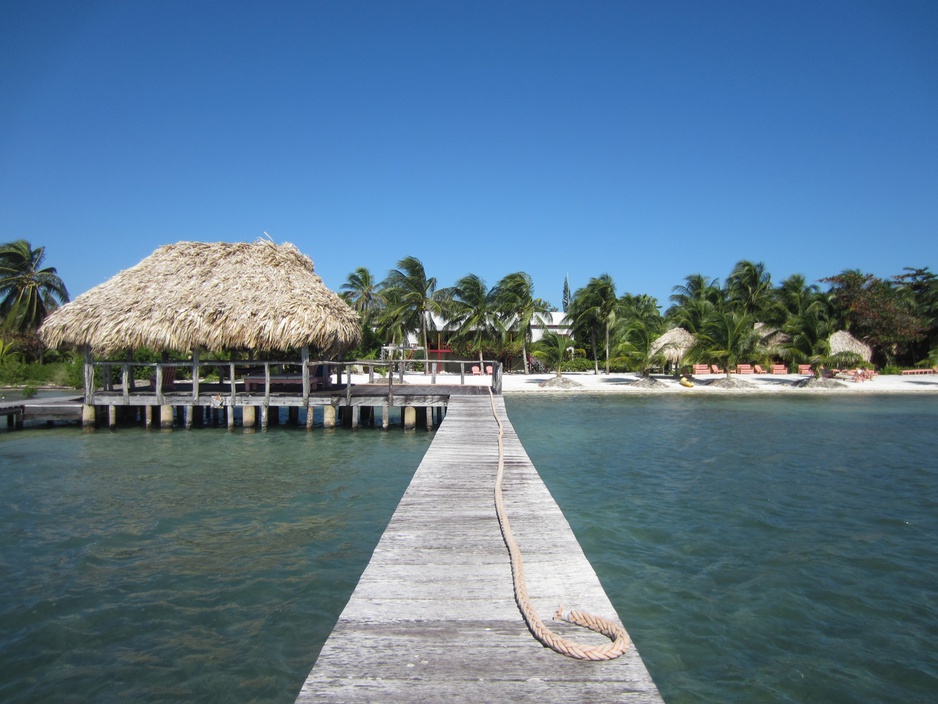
[605,321,611,374]
[522,338,529,374]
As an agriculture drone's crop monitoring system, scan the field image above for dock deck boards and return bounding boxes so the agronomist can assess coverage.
[295,395,663,703]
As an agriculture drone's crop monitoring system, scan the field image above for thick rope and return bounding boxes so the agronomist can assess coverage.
[487,389,631,661]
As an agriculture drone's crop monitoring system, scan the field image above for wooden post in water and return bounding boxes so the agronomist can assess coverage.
[82,403,96,429]
[108,406,117,430]
[243,405,256,428]
[306,403,315,430]
[323,405,336,429]
[160,404,174,430]
[184,405,194,429]
[403,405,416,430]
[260,405,269,431]
[144,405,152,430]
[382,402,390,430]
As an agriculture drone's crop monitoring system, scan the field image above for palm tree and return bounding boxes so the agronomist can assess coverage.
[614,318,664,377]
[725,260,773,319]
[443,274,501,368]
[532,330,570,378]
[0,240,69,332]
[567,274,618,374]
[340,266,382,325]
[689,310,762,378]
[493,271,551,374]
[380,256,445,372]
[666,273,722,334]
[779,304,834,376]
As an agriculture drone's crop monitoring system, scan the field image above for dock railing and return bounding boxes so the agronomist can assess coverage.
[87,358,503,404]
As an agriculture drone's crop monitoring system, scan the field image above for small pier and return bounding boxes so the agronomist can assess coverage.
[61,359,502,431]
[296,395,663,703]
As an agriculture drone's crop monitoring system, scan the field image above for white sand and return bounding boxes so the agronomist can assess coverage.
[364,369,938,394]
[497,370,938,394]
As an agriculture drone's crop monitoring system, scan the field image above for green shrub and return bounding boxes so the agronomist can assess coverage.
[879,365,901,376]
[562,358,595,372]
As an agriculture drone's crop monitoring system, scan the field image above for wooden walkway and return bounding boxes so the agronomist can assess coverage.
[295,395,663,703]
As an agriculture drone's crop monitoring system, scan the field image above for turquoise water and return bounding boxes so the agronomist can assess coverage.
[506,395,938,704]
[0,426,431,703]
[2,396,937,703]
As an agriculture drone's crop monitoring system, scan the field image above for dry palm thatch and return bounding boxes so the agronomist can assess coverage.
[39,240,361,356]
[650,327,695,364]
[828,330,872,363]
[754,322,789,355]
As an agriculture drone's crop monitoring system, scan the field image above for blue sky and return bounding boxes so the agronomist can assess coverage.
[2,0,936,311]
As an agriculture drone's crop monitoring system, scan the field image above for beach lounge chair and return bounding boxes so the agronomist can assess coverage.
[471,365,481,376]
[692,364,710,375]
[485,365,493,375]
[798,364,812,375]
[736,364,754,374]
[711,364,725,374]
[771,364,788,374]
[753,365,766,374]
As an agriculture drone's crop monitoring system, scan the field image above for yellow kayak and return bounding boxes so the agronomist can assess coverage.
[680,377,694,388]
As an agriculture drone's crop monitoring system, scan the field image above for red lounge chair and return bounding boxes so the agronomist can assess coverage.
[771,364,788,374]
[711,364,725,374]
[753,365,766,374]
[736,364,754,374]
[471,365,481,375]
[692,364,710,375]
[485,365,493,375]
[798,364,812,375]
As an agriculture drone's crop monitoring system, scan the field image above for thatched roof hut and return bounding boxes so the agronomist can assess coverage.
[829,330,872,363]
[39,240,361,356]
[650,327,695,364]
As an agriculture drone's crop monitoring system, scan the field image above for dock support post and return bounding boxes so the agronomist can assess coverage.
[160,405,174,430]
[185,405,194,429]
[306,404,315,430]
[82,404,96,429]
[323,405,336,429]
[260,405,269,431]
[227,405,235,430]
[144,405,152,430]
[350,405,359,430]
[243,405,256,428]
[108,405,117,430]
[425,406,434,429]
[382,403,390,430]
[403,406,416,430]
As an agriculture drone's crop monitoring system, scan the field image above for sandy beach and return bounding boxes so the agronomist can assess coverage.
[496,370,938,394]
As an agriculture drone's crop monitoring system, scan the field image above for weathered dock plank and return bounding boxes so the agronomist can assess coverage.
[295,395,663,703]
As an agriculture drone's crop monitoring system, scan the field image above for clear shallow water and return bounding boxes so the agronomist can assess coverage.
[0,426,431,703]
[506,395,938,704]
[2,397,937,703]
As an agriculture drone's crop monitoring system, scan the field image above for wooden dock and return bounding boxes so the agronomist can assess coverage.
[295,395,663,703]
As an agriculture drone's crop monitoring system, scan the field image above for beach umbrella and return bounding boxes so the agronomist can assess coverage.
[828,330,872,363]
[38,239,361,356]
[650,327,695,364]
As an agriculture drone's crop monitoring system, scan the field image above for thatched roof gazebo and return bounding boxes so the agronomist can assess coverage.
[650,327,695,366]
[39,240,360,356]
[829,330,873,363]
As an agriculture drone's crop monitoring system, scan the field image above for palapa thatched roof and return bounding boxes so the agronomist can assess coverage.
[39,240,361,355]
[650,327,695,364]
[828,330,872,362]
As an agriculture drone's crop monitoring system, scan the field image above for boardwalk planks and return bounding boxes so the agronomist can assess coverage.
[295,395,663,703]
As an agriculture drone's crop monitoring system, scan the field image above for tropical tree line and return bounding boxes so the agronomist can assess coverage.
[342,257,938,374]
[3,241,937,377]
[341,257,554,373]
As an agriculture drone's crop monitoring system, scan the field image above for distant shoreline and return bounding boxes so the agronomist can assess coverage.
[499,371,938,395]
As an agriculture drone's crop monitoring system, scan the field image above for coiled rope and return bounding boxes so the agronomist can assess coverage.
[487,389,631,661]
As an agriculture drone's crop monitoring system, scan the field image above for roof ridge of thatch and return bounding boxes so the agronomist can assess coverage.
[39,239,361,355]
